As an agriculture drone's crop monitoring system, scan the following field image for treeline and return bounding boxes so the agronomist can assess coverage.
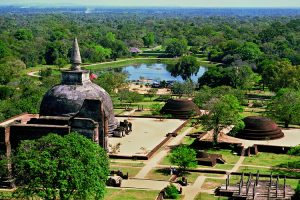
[0,13,300,121]
[0,14,299,68]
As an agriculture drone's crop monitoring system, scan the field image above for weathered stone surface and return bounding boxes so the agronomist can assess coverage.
[40,72,118,133]
[236,116,284,140]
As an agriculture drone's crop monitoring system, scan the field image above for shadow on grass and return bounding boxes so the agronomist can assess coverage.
[155,168,171,176]
[273,160,300,178]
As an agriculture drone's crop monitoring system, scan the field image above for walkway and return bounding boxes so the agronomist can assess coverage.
[182,176,206,200]
[121,178,169,190]
[135,127,193,179]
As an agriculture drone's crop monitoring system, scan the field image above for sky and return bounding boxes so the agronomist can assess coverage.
[1,0,300,8]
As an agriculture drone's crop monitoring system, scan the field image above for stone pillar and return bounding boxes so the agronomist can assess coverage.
[276,176,279,198]
[241,172,244,186]
[253,184,256,199]
[5,127,15,188]
[284,176,286,198]
[256,170,259,186]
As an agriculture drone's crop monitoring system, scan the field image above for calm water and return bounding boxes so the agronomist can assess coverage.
[114,63,207,82]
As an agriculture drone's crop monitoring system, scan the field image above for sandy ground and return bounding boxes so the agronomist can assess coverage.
[108,117,185,156]
[129,83,171,95]
[202,128,300,148]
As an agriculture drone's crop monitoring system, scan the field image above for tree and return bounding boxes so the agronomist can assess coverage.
[171,81,195,98]
[142,32,155,47]
[118,89,143,104]
[194,86,245,108]
[150,103,163,117]
[164,38,188,57]
[0,58,26,85]
[228,65,260,90]
[201,95,244,145]
[169,145,197,173]
[172,56,199,80]
[260,60,300,92]
[93,72,127,94]
[146,88,158,100]
[266,88,300,128]
[13,133,109,200]
[237,42,263,61]
[14,29,33,40]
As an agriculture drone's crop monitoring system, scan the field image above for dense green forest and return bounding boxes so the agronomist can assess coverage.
[0,13,300,121]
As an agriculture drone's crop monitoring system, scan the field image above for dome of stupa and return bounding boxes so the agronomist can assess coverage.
[40,38,118,133]
[236,116,284,140]
[160,98,201,118]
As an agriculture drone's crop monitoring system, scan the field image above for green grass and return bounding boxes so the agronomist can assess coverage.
[243,152,300,168]
[110,166,141,178]
[201,178,225,190]
[105,188,159,200]
[182,137,196,145]
[113,109,125,115]
[0,190,14,199]
[110,161,145,167]
[195,192,228,200]
[238,166,300,182]
[242,107,265,117]
[145,168,171,181]
[132,110,153,116]
[85,58,178,71]
[206,149,240,165]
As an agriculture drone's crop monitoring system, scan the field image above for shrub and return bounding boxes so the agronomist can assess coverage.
[288,145,300,156]
[164,184,179,199]
[294,181,300,200]
[252,100,264,107]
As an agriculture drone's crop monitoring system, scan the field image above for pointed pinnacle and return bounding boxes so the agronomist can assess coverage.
[71,38,82,70]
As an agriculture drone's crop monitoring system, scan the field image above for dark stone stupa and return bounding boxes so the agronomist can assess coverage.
[0,38,118,151]
[40,38,118,133]
[160,98,201,118]
[236,116,284,140]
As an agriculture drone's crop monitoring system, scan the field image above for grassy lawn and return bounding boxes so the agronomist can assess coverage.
[195,192,228,200]
[85,58,177,71]
[145,168,171,181]
[132,110,153,116]
[110,166,141,178]
[238,166,300,188]
[182,136,196,145]
[242,152,300,168]
[242,107,265,117]
[206,149,240,165]
[105,188,159,200]
[0,190,14,199]
[214,164,234,170]
[159,154,235,171]
[201,178,225,190]
[114,109,125,115]
[110,161,145,168]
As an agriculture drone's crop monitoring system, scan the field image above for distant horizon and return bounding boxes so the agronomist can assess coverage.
[1,5,300,9]
[1,0,300,8]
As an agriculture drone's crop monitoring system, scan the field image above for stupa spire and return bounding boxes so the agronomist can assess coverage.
[71,38,82,71]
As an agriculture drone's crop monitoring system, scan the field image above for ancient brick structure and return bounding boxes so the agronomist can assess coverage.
[236,116,284,140]
[160,98,201,118]
[0,38,118,153]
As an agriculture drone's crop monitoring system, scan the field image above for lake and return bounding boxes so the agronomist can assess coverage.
[100,63,207,82]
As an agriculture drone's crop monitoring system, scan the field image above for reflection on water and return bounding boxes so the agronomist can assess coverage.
[99,63,207,82]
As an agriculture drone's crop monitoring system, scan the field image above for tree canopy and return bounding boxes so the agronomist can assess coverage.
[171,55,199,80]
[169,145,197,172]
[13,133,109,200]
[266,88,300,128]
[200,94,244,145]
